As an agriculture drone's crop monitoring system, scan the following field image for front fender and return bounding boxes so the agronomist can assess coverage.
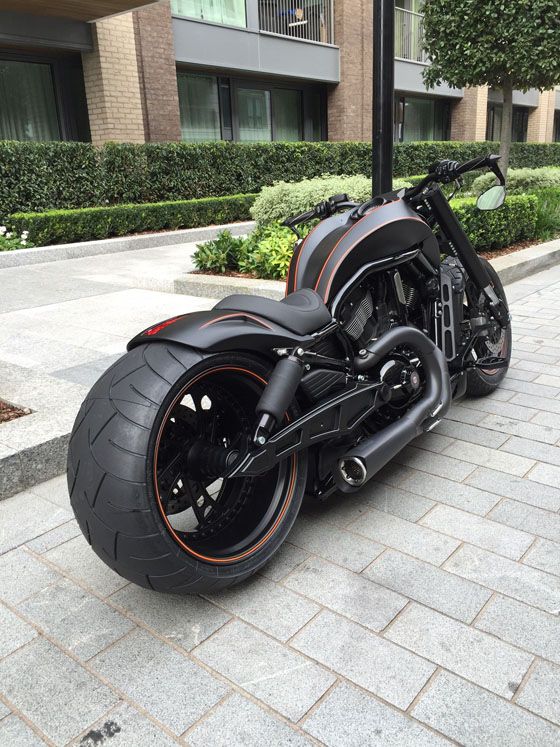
[127,310,313,354]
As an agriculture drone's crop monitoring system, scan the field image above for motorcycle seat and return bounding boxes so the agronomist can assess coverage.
[214,289,332,336]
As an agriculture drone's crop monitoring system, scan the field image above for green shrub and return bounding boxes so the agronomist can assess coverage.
[238,224,299,279]
[453,194,538,251]
[9,194,256,247]
[0,140,100,215]
[193,230,246,273]
[2,140,560,215]
[195,194,540,278]
[251,174,412,225]
[472,167,560,196]
[533,188,560,241]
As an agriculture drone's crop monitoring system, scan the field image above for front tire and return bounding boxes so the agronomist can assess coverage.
[466,258,512,397]
[67,344,307,594]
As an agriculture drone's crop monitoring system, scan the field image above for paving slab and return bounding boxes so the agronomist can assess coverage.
[19,578,135,661]
[187,693,312,747]
[291,610,436,710]
[411,670,560,746]
[0,715,48,746]
[364,549,492,623]
[91,629,227,735]
[193,619,335,722]
[110,584,231,651]
[0,638,117,746]
[283,556,407,632]
[474,594,560,665]
[302,682,449,746]
[516,660,560,726]
[75,702,179,747]
[0,603,37,659]
[444,543,560,614]
[385,603,533,699]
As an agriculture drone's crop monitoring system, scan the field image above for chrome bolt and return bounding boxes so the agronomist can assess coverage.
[359,349,368,357]
[257,435,266,445]
[296,348,305,357]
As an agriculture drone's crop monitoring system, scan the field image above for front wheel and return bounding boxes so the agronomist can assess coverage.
[67,344,307,594]
[466,258,512,397]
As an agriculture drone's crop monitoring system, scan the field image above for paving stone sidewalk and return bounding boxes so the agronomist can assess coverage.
[1,263,560,744]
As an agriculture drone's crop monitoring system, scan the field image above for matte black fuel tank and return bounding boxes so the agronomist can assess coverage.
[286,198,439,303]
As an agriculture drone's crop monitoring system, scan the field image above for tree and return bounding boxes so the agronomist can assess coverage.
[421,0,560,175]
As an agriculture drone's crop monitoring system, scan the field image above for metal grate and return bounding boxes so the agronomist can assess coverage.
[258,1,334,44]
[395,7,428,63]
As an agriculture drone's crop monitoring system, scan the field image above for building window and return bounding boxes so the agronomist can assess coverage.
[178,73,222,141]
[272,89,302,141]
[554,111,560,143]
[237,88,272,141]
[394,95,450,142]
[486,104,529,142]
[177,72,325,142]
[171,0,247,28]
[0,59,61,141]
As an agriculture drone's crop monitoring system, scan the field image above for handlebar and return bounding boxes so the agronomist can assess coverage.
[405,154,505,200]
[283,154,505,234]
[283,193,358,236]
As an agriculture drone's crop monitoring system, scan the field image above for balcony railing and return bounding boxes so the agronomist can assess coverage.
[395,7,428,63]
[258,1,334,45]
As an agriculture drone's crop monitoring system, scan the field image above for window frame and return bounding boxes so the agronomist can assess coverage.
[176,69,327,143]
[393,93,451,143]
[0,49,90,142]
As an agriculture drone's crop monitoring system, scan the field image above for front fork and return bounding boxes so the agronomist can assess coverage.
[427,188,510,328]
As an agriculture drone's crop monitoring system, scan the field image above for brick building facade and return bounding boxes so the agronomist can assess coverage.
[0,1,559,147]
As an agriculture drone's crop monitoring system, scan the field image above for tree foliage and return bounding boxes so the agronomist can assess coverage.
[422,0,560,92]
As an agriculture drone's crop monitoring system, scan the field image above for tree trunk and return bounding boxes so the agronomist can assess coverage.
[499,79,513,178]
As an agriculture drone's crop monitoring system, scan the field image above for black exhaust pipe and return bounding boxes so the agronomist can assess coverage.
[336,326,451,492]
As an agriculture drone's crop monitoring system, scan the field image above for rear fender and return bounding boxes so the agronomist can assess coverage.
[127,310,313,354]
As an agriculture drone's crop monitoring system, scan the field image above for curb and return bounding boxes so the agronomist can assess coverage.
[174,273,285,301]
[489,238,560,285]
[0,221,255,269]
[1,237,559,501]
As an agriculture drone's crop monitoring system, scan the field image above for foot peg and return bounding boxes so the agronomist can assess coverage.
[472,356,508,371]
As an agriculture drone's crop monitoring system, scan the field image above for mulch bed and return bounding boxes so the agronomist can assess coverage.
[480,239,540,260]
[0,400,31,424]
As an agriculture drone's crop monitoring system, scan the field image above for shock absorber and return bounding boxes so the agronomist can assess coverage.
[254,352,306,445]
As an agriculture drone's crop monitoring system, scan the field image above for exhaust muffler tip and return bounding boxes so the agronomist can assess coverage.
[338,457,367,488]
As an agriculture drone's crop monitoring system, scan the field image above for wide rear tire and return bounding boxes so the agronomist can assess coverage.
[67,344,307,594]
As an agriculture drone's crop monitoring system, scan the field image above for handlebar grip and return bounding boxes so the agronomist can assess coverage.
[283,208,316,227]
[456,155,488,175]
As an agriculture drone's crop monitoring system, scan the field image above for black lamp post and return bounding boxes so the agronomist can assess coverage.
[372,0,395,196]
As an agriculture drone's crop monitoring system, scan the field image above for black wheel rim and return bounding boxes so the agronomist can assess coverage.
[153,366,296,564]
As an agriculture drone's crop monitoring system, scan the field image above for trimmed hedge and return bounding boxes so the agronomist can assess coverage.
[3,140,560,215]
[453,194,538,251]
[251,174,412,225]
[472,167,560,196]
[9,194,256,247]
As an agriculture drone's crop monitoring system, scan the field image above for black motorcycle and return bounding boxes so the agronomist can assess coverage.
[68,155,511,594]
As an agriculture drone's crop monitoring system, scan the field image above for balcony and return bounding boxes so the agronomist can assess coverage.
[395,7,428,63]
[0,0,159,22]
[259,0,334,45]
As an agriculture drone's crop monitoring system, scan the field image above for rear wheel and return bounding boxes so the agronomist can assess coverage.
[466,258,512,397]
[67,344,307,594]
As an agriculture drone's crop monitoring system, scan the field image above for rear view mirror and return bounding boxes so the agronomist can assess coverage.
[477,185,506,211]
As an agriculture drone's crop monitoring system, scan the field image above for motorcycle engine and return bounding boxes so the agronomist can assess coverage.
[340,276,401,349]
